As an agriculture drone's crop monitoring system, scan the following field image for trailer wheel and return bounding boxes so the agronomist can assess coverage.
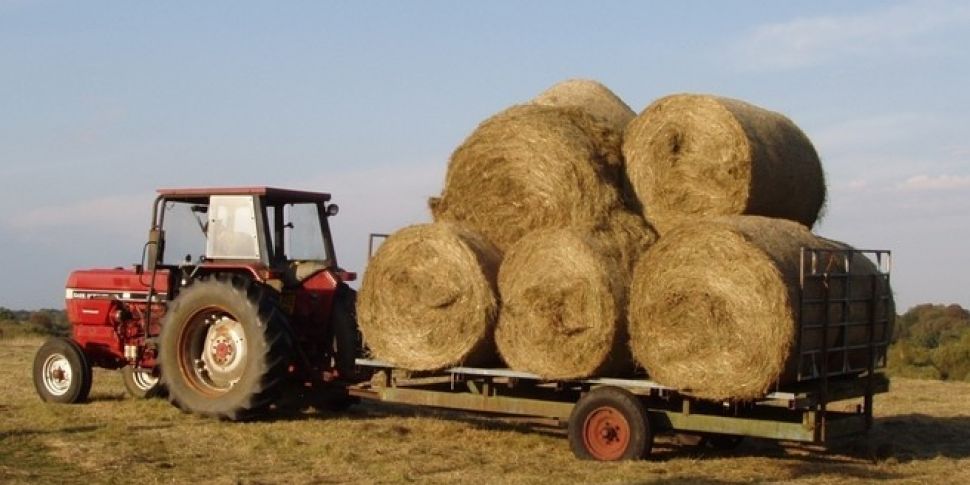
[159,275,292,420]
[122,367,164,399]
[33,337,92,404]
[568,386,652,461]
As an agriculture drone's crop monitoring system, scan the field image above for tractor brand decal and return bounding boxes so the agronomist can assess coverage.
[66,288,167,303]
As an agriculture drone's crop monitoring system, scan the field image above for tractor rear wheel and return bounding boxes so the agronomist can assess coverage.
[159,275,292,420]
[122,367,163,399]
[330,284,360,381]
[568,386,652,461]
[33,337,92,404]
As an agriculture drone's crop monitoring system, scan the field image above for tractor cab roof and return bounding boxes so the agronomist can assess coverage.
[156,186,332,204]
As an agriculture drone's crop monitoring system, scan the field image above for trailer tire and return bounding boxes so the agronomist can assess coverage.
[33,337,92,404]
[568,386,652,461]
[160,275,292,420]
[122,367,164,399]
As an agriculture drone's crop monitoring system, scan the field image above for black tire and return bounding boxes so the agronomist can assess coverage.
[159,275,292,420]
[330,285,360,381]
[33,337,92,404]
[568,386,652,461]
[122,367,164,399]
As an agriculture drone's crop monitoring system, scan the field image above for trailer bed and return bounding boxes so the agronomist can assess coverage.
[348,358,889,451]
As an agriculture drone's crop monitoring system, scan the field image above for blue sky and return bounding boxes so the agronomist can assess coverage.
[1,0,968,311]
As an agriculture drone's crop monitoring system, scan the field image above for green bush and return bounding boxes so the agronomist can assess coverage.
[888,303,970,381]
[0,309,69,339]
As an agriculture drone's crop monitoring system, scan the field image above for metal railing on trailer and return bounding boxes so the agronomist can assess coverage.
[349,246,893,460]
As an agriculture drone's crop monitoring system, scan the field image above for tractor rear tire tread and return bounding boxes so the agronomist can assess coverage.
[160,274,292,421]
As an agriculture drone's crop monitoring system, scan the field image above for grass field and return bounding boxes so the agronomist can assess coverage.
[2,337,969,484]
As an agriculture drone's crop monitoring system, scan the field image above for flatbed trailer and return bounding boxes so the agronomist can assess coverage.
[348,246,894,461]
[348,359,889,460]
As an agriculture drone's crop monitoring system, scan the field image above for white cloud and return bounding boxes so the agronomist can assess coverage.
[732,1,970,70]
[896,174,970,191]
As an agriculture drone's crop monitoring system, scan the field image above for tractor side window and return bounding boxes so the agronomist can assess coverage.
[162,202,206,264]
[206,196,259,260]
[285,203,328,261]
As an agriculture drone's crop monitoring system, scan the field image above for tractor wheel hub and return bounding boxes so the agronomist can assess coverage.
[200,316,247,390]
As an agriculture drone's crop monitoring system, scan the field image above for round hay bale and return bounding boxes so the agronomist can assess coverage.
[623,94,826,233]
[531,79,636,132]
[628,216,891,401]
[433,104,627,252]
[357,222,501,370]
[496,228,633,379]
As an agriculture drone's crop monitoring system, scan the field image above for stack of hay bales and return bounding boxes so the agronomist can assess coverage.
[623,95,893,401]
[358,81,893,400]
[359,79,654,376]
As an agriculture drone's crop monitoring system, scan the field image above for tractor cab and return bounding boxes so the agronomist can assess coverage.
[146,186,351,288]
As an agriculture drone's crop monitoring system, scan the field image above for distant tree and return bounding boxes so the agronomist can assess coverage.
[29,312,55,332]
[0,307,15,321]
[889,303,970,380]
[895,304,970,348]
[931,331,970,381]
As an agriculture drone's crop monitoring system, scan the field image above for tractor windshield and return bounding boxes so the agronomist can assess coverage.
[161,201,207,264]
[265,202,331,262]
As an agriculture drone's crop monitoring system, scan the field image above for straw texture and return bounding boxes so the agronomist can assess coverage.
[531,79,636,132]
[628,216,892,401]
[357,223,501,370]
[432,104,628,252]
[623,94,826,233]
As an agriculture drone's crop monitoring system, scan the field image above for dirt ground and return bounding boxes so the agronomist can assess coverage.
[2,337,969,484]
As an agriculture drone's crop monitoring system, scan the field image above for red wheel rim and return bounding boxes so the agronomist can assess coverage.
[582,406,630,460]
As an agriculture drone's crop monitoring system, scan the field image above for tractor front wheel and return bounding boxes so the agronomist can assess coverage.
[122,367,164,399]
[159,276,292,420]
[33,337,92,404]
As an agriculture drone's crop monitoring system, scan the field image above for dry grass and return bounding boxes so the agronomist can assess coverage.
[3,337,970,484]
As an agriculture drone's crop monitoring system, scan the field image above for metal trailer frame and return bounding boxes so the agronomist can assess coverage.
[348,360,889,445]
[349,244,893,457]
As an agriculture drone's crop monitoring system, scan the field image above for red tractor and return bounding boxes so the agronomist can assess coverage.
[33,187,360,420]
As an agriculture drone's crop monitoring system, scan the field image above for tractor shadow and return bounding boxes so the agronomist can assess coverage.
[273,398,568,439]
